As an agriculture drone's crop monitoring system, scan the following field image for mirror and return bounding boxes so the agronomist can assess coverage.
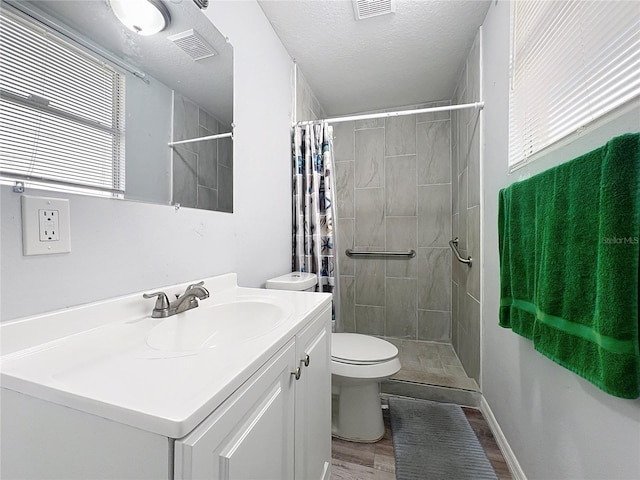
[11,0,233,212]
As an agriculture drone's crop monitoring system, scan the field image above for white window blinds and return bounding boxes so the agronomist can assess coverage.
[509,0,640,168]
[0,7,126,194]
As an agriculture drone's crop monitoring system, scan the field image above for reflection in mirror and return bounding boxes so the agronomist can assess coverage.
[0,0,233,212]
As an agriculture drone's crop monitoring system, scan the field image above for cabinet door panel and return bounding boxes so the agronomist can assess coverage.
[219,382,288,480]
[175,341,295,480]
[295,307,332,480]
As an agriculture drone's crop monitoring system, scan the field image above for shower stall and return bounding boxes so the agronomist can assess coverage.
[293,29,483,399]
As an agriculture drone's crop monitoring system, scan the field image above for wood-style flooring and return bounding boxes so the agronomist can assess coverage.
[331,340,512,478]
[331,405,512,480]
[462,407,513,479]
[331,408,396,480]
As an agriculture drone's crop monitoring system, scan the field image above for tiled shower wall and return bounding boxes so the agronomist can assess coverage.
[333,104,452,341]
[296,68,326,122]
[172,93,233,212]
[451,29,482,382]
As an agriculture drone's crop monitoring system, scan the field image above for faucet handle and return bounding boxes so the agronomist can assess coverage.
[143,291,170,317]
[185,281,209,299]
[185,280,205,291]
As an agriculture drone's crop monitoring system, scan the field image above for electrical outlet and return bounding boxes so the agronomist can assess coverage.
[39,209,60,241]
[21,195,71,255]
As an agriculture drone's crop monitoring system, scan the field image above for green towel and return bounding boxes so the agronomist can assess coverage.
[499,133,640,399]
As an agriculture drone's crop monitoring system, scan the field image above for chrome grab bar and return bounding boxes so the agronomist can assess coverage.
[449,237,472,266]
[345,249,416,259]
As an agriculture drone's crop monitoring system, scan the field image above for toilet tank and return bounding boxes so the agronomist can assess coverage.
[265,272,317,292]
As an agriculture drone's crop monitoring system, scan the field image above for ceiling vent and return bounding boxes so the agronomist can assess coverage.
[352,0,396,20]
[192,0,208,9]
[168,29,217,61]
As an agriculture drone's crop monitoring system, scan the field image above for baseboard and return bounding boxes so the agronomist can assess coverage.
[479,396,527,480]
[322,461,331,480]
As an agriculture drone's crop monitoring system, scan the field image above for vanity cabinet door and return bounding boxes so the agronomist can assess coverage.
[294,307,332,480]
[174,340,296,480]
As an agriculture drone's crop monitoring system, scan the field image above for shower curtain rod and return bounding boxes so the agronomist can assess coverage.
[294,101,484,126]
[168,131,233,147]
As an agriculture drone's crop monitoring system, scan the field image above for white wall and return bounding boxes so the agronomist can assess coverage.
[125,70,173,205]
[0,0,294,321]
[481,2,640,479]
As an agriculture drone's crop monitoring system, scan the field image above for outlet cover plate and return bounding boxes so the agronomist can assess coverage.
[21,195,71,255]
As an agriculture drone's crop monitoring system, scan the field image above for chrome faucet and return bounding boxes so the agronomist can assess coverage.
[172,282,210,314]
[143,281,210,318]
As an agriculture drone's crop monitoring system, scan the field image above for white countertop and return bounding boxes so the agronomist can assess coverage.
[0,274,332,438]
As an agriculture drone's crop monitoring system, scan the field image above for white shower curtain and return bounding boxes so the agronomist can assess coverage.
[292,122,339,324]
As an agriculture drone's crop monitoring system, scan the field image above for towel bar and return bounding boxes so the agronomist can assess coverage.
[449,238,472,266]
[345,249,416,259]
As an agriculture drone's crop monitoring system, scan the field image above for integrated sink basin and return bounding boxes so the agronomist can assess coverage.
[0,273,333,440]
[146,296,292,353]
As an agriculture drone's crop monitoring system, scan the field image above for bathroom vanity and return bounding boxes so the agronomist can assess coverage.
[0,274,332,480]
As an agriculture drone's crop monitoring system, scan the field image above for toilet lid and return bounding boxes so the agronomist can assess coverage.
[332,333,398,364]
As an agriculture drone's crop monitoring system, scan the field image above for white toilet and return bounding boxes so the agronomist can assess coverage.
[265,271,318,292]
[331,333,401,442]
[265,272,402,443]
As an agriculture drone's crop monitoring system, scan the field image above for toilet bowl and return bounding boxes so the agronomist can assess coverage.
[331,333,401,442]
[265,272,402,443]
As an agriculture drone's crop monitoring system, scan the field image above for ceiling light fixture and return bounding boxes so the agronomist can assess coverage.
[108,0,171,36]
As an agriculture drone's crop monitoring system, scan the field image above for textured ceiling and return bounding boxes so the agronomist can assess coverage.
[258,0,491,116]
[23,0,233,125]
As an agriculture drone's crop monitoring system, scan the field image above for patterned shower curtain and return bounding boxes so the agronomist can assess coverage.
[292,122,339,320]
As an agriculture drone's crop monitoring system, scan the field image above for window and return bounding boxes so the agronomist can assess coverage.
[509,1,640,169]
[0,6,125,195]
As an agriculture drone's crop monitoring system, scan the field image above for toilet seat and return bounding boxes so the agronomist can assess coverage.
[331,333,401,380]
[331,333,398,364]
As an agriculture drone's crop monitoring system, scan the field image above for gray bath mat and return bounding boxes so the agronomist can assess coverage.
[388,396,498,480]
